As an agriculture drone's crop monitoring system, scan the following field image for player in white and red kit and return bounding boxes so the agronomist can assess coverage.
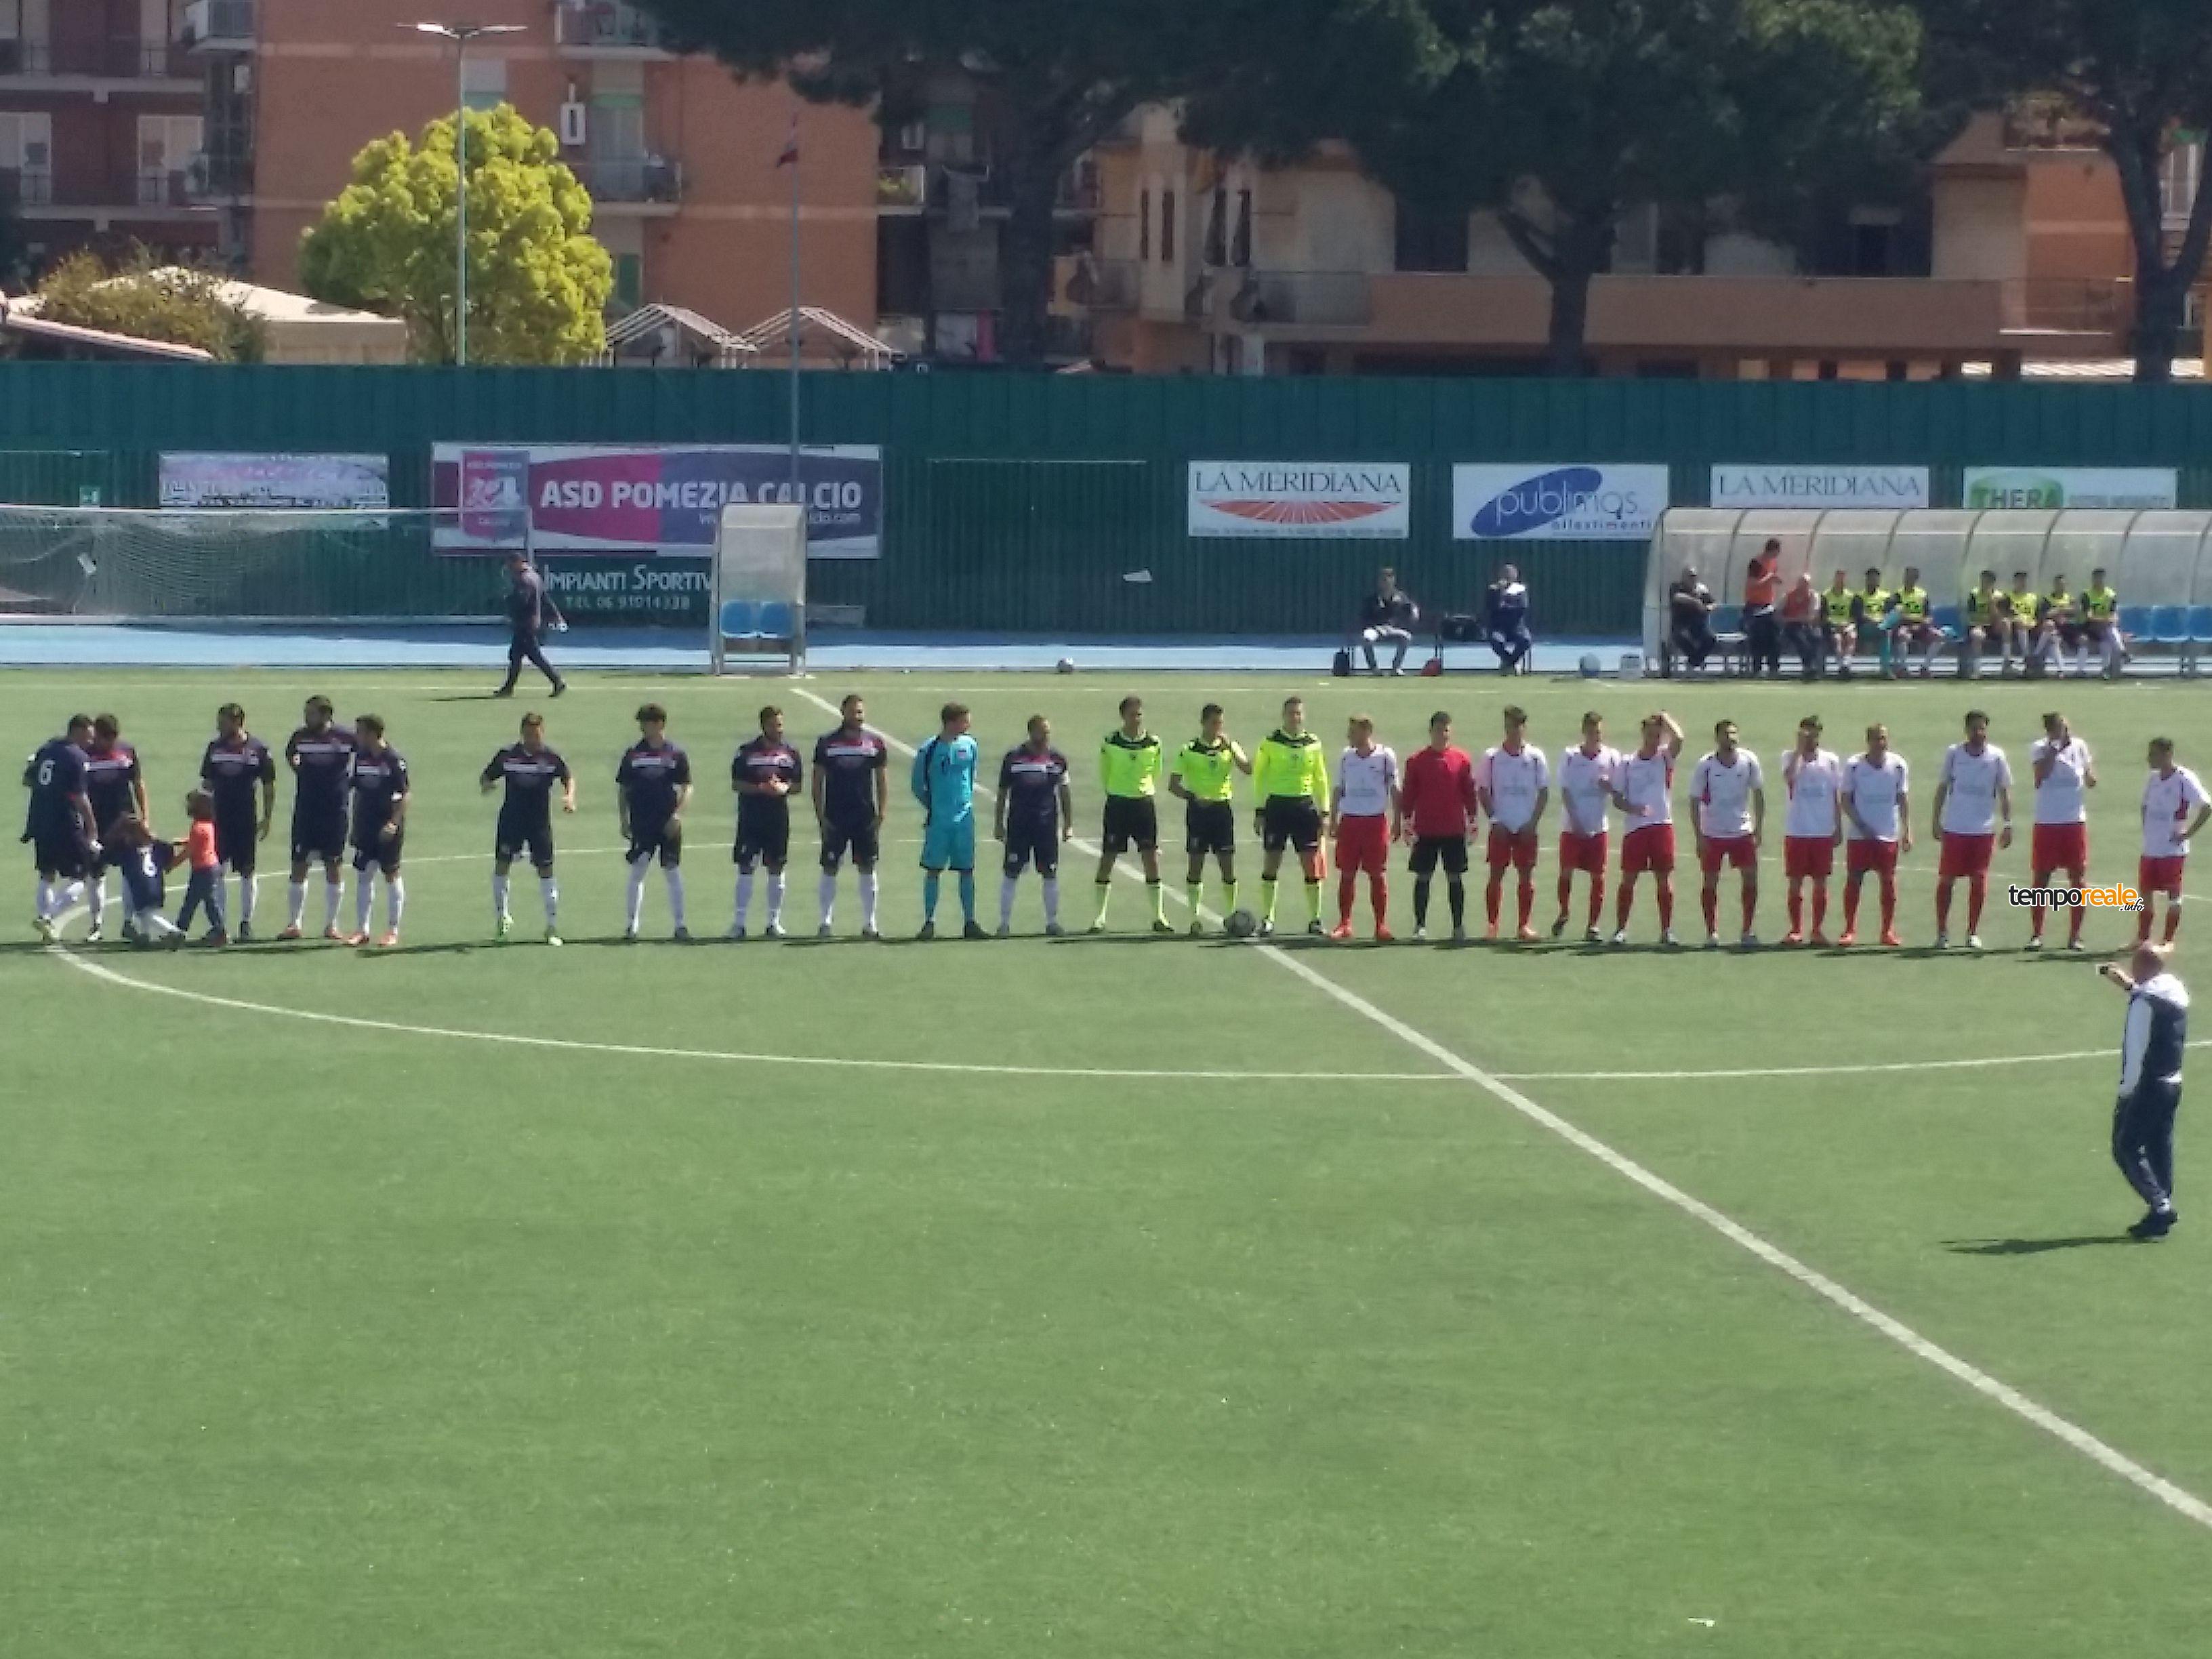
[2138,737,2212,945]
[1778,716,1843,947]
[1610,710,1684,946]
[2028,711,2095,951]
[1478,705,1549,941]
[1690,719,1766,948]
[1553,711,1618,943]
[1930,708,2013,949]
[1840,724,1910,947]
[1329,715,1400,941]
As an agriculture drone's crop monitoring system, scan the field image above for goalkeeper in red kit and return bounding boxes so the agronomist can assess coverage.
[1398,710,1479,943]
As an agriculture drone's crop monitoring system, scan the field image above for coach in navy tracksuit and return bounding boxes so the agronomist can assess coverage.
[2104,944,2190,1240]
[495,554,567,699]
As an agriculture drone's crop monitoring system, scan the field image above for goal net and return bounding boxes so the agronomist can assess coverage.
[710,504,807,674]
[0,505,472,621]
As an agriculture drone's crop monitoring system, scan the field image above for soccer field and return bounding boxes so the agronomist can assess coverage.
[9,664,2212,1658]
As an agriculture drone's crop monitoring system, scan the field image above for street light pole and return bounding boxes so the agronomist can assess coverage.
[402,20,525,367]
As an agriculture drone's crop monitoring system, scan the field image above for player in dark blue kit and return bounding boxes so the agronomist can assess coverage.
[346,714,411,947]
[811,693,889,939]
[280,695,355,940]
[22,712,98,941]
[731,703,802,940]
[200,702,276,941]
[81,712,148,942]
[994,714,1073,936]
[482,711,575,945]
[617,703,693,941]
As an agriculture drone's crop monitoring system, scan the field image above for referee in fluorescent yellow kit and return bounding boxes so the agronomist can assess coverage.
[1092,695,1172,933]
[1253,695,1332,937]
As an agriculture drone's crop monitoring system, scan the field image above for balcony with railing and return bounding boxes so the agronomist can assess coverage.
[0,167,55,208]
[187,150,253,201]
[179,0,256,52]
[0,36,199,79]
[554,2,672,54]
[572,156,684,211]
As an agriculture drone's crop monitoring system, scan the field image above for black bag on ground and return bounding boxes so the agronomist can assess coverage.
[1331,648,1353,677]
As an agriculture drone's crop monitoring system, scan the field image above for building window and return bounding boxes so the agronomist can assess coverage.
[1233,188,1252,268]
[1204,186,1226,266]
[1139,187,1150,261]
[0,111,53,202]
[1393,201,1469,273]
[2164,142,2205,226]
[461,56,507,112]
[1161,188,1176,263]
[613,253,642,311]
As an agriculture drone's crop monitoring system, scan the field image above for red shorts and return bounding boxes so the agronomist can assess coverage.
[1938,831,1996,880]
[1558,830,1609,875]
[1846,839,1899,876]
[2031,822,2088,876]
[1783,836,1834,880]
[2140,855,2188,897]
[1486,824,1539,872]
[1699,835,1757,874]
[1622,824,1676,876]
[1335,814,1390,876]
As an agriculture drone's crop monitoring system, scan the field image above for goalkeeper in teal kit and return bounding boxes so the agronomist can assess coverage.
[912,701,985,939]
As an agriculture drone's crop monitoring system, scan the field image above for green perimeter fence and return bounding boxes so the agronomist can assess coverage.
[6,367,2212,634]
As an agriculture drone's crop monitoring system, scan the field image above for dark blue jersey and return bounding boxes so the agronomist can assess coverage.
[998,746,1070,829]
[483,743,569,820]
[617,741,691,826]
[120,839,176,911]
[350,745,410,834]
[22,737,89,837]
[201,735,274,820]
[81,741,141,832]
[733,737,803,829]
[813,728,887,825]
[285,724,356,815]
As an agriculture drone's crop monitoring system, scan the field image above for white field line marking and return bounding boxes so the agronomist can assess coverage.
[795,687,2212,1533]
[40,934,1447,1086]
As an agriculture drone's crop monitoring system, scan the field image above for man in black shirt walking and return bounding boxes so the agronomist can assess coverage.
[2102,943,2190,1239]
[495,554,567,698]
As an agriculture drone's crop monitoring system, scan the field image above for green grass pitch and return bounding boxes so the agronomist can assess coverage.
[8,663,2212,1657]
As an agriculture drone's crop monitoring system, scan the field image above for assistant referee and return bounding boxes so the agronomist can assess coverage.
[2102,943,2190,1240]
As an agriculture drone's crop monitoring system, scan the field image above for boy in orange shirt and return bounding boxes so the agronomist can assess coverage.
[176,789,228,945]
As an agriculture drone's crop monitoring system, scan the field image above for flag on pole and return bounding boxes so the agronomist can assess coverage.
[776,115,798,168]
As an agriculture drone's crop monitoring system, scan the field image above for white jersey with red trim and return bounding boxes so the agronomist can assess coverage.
[1616,750,1675,829]
[2030,737,2093,826]
[1780,747,1844,840]
[1938,743,2012,837]
[1334,745,1399,819]
[1843,753,1909,843]
[1479,744,1550,833]
[2142,765,2210,859]
[1557,744,1620,837]
[1690,750,1764,840]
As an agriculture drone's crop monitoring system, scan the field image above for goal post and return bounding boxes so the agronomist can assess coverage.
[710,504,807,676]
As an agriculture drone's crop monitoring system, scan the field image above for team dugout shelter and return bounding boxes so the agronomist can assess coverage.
[1644,508,2212,674]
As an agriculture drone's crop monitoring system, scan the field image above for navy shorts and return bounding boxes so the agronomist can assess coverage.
[627,819,682,868]
[1184,800,1235,858]
[1262,798,1324,855]
[292,806,348,865]
[1101,796,1158,855]
[735,811,791,871]
[352,827,404,876]
[216,809,261,875]
[1003,817,1061,878]
[28,823,89,880]
[820,818,880,872]
[496,812,554,869]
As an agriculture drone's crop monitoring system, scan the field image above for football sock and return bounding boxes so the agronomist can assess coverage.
[922,870,941,923]
[1515,877,1533,930]
[2069,901,2085,945]
[626,857,649,930]
[386,877,405,933]
[1966,874,1987,934]
[324,879,343,931]
[1041,877,1060,927]
[1187,881,1204,916]
[1261,877,1279,921]
[663,867,686,930]
[1811,888,1827,933]
[1001,875,1019,930]
[1149,879,1166,924]
[1656,884,1674,930]
[35,876,52,921]
[1555,871,1573,920]
[1303,878,1323,922]
[1585,877,1605,930]
[1700,890,1718,933]
[85,880,105,930]
[1448,877,1467,928]
[237,874,257,927]
[1616,879,1636,930]
[540,876,558,924]
[1486,876,1504,927]
[765,874,784,927]
[1372,872,1391,926]
[1221,879,1237,916]
[818,872,837,928]
[1092,880,1112,926]
[734,869,754,928]
[1788,890,1803,933]
[1878,876,1896,933]
[288,879,307,928]
[857,871,879,931]
[1741,888,1757,934]
[493,872,510,921]
[1412,876,1431,928]
[957,871,976,924]
[1843,882,1860,933]
[1935,881,1952,933]
[2167,900,2184,944]
[354,880,374,935]
[1337,872,1357,925]
[2140,908,2156,944]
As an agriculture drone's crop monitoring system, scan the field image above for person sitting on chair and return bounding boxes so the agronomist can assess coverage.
[1780,573,1822,681]
[1357,566,1419,676]
[1485,564,1533,674]
[1668,566,1717,675]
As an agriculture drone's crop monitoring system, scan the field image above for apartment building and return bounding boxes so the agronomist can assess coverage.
[175,0,882,335]
[1083,106,2202,379]
[0,0,215,283]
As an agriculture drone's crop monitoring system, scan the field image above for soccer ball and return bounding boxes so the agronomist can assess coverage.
[1223,907,1259,939]
[1055,657,1076,674]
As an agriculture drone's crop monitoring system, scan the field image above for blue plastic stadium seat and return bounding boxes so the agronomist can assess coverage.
[1711,605,1743,635]
[718,599,758,638]
[756,600,795,640]
[2152,605,2190,646]
[2190,606,2212,643]
[2119,605,2157,640]
[1930,605,1962,635]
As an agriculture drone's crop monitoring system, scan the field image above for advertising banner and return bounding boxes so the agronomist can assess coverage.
[1963,468,2180,512]
[159,452,390,510]
[1187,462,1411,538]
[431,443,883,559]
[1452,464,1669,541]
[1711,464,1929,509]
